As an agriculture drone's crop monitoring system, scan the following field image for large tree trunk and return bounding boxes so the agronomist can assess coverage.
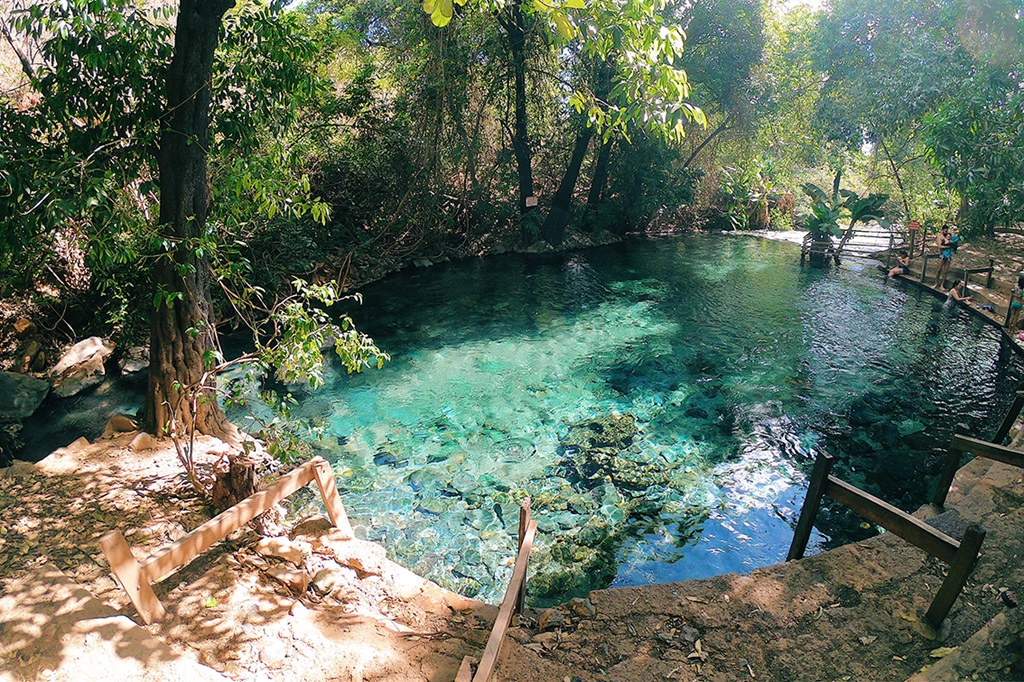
[582,136,613,232]
[146,0,235,439]
[498,5,535,219]
[541,123,594,245]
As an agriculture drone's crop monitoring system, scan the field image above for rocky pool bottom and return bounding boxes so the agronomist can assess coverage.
[266,236,1024,606]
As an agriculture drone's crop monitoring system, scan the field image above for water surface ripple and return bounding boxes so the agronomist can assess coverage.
[265,235,1023,603]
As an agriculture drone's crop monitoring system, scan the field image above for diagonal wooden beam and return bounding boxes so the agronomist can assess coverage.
[99,530,165,625]
[473,519,538,682]
[825,476,959,565]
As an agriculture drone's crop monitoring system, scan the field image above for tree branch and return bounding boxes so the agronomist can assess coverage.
[0,21,36,82]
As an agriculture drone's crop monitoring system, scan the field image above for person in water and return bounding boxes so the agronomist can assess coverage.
[1008,273,1024,332]
[944,279,972,311]
[887,251,911,278]
[934,226,953,289]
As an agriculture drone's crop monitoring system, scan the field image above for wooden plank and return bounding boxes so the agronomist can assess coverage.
[993,393,1024,445]
[313,459,354,539]
[99,530,166,625]
[825,476,959,564]
[787,453,834,561]
[931,446,964,509]
[926,524,986,627]
[515,498,531,615]
[455,656,476,682]
[142,459,319,583]
[473,519,538,682]
[950,433,1024,470]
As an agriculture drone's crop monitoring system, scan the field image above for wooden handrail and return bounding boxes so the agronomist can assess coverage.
[101,456,352,624]
[788,453,985,627]
[993,391,1024,445]
[825,476,959,565]
[933,432,1024,507]
[457,500,537,682]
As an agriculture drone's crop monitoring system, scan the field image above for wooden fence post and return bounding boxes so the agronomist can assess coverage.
[313,459,353,539]
[925,524,986,628]
[787,452,834,561]
[932,431,967,509]
[992,390,1024,445]
[515,498,531,615]
[99,530,165,624]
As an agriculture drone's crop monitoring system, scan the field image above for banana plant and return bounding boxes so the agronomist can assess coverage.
[802,170,845,242]
[798,169,888,266]
[802,170,890,265]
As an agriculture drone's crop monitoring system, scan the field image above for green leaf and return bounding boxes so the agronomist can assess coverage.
[552,12,574,39]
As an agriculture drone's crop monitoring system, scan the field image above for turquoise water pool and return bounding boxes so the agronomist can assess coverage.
[250,235,1023,603]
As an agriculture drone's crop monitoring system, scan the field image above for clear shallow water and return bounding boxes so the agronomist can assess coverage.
[250,234,1024,604]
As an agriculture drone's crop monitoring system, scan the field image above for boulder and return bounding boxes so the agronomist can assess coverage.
[568,597,596,619]
[4,460,36,478]
[319,535,387,577]
[266,566,309,594]
[310,564,353,596]
[0,371,50,420]
[102,414,138,439]
[129,432,159,451]
[16,338,45,373]
[254,536,304,566]
[120,346,149,374]
[50,337,113,398]
[537,608,566,632]
[13,318,37,339]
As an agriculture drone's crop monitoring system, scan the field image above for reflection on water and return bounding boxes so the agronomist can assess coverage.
[253,235,1023,604]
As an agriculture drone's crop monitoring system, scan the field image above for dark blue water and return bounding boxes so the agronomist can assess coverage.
[258,235,1023,604]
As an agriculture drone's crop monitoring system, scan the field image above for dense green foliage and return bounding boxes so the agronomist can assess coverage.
[1,0,1022,357]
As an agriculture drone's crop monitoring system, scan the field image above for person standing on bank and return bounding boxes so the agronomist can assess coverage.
[1008,273,1024,332]
[934,226,953,289]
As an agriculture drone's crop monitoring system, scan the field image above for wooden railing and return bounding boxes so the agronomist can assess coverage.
[456,499,538,682]
[788,453,985,628]
[992,390,1024,445]
[933,433,1024,508]
[100,456,351,624]
[919,252,941,284]
[963,259,995,290]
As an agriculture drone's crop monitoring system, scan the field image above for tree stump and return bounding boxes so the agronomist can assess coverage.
[211,454,257,512]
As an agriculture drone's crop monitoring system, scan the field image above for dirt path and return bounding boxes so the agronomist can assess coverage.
[0,436,497,681]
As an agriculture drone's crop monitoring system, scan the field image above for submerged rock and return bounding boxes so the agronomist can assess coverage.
[373,451,407,468]
[563,414,639,451]
[848,398,882,427]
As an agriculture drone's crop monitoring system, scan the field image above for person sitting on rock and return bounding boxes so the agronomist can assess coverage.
[887,252,911,279]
